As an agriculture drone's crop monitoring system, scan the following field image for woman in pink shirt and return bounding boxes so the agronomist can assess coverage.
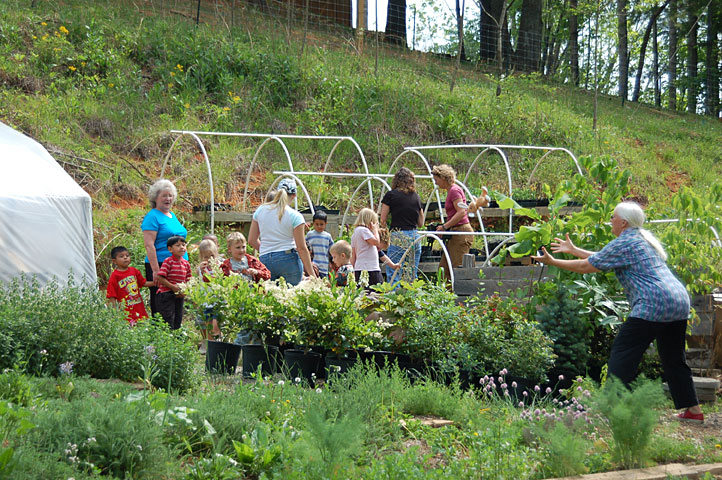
[432,164,485,282]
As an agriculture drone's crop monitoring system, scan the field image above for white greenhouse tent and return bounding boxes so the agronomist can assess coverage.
[0,121,97,285]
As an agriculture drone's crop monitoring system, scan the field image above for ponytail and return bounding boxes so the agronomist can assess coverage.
[614,202,668,261]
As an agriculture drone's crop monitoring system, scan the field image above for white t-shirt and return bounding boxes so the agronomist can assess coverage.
[252,204,305,256]
[351,225,380,272]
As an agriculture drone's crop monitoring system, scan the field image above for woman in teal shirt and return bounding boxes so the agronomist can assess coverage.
[142,179,187,315]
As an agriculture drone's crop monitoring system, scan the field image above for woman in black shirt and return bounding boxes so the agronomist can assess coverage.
[380,167,424,284]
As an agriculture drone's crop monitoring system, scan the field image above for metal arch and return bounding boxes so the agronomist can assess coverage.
[462,146,513,233]
[267,173,315,216]
[161,132,216,233]
[388,232,455,289]
[527,148,584,186]
[389,148,443,219]
[340,176,392,232]
[318,137,373,208]
[242,136,294,212]
[481,236,516,267]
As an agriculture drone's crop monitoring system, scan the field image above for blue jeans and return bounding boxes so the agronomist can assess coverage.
[386,229,421,286]
[260,249,303,286]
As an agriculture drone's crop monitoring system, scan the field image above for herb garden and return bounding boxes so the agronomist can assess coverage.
[2,157,722,479]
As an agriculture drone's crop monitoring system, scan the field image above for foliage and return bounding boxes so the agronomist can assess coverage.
[28,396,174,478]
[0,275,197,392]
[536,421,590,477]
[533,282,592,377]
[592,377,666,469]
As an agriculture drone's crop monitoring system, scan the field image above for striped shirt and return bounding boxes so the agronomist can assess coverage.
[157,256,192,294]
[588,228,690,322]
[306,230,334,275]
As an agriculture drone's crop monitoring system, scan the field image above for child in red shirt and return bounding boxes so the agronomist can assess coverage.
[106,246,154,325]
[220,232,270,282]
[156,236,192,330]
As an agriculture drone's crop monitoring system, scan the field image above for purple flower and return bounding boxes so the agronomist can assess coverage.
[144,345,156,356]
[522,391,528,397]
[559,389,565,395]
[534,385,541,392]
[501,383,507,390]
[511,381,517,388]
[545,387,552,394]
[483,375,489,382]
[577,386,583,392]
[558,374,565,381]
[518,402,524,408]
[534,409,541,415]
[59,361,74,375]
[497,376,503,384]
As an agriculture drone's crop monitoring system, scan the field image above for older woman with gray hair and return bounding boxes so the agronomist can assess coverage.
[142,179,188,315]
[533,201,703,423]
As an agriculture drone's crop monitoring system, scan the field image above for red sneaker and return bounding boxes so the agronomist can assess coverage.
[676,409,704,423]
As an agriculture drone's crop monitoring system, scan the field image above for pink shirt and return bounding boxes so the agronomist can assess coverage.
[351,225,380,272]
[445,184,470,226]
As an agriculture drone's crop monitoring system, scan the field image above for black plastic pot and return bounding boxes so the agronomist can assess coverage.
[205,340,242,375]
[241,344,279,379]
[283,349,323,385]
[325,353,358,377]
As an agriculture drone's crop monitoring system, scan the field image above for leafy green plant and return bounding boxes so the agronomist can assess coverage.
[231,423,282,477]
[593,377,666,469]
[536,421,590,477]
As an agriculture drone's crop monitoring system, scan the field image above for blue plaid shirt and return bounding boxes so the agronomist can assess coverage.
[588,228,690,322]
[306,230,334,275]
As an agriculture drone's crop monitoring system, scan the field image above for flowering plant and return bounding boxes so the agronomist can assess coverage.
[278,278,377,356]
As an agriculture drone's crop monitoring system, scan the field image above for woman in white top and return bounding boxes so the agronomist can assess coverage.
[248,179,316,285]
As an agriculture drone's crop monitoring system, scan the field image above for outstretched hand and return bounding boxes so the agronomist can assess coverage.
[550,233,575,255]
[531,246,555,265]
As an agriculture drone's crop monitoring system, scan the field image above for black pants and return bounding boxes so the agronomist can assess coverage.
[354,270,383,287]
[608,317,698,409]
[156,291,184,330]
[145,262,159,316]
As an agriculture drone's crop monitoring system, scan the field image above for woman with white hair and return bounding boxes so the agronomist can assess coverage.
[248,178,316,285]
[142,179,188,315]
[533,201,703,423]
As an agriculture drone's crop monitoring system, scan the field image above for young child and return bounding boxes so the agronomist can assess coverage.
[351,208,384,286]
[106,246,154,325]
[196,239,222,353]
[220,232,271,283]
[305,210,334,277]
[329,240,354,287]
[156,236,192,330]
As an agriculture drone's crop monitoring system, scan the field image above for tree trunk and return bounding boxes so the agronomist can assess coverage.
[385,0,407,46]
[668,0,677,110]
[515,0,543,72]
[704,2,719,116]
[653,18,661,106]
[632,1,670,102]
[617,0,629,103]
[480,0,513,63]
[569,0,580,86]
[686,5,699,113]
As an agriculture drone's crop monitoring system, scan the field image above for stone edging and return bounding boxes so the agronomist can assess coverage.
[552,462,722,480]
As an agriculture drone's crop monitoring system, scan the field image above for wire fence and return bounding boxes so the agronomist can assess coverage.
[106,0,722,115]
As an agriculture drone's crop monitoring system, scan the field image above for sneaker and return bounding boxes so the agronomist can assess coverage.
[676,409,704,423]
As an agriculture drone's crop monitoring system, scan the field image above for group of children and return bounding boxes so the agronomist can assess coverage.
[105,207,400,334]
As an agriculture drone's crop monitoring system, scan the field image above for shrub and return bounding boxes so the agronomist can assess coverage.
[534,283,591,378]
[0,276,197,392]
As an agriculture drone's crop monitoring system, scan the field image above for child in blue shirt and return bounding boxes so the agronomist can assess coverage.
[306,210,334,276]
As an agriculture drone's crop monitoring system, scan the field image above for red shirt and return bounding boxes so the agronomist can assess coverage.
[445,184,470,226]
[106,267,148,324]
[157,256,192,293]
[220,255,271,282]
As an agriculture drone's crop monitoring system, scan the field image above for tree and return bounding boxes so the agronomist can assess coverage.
[704,1,719,116]
[616,0,629,103]
[632,1,671,102]
[478,0,513,63]
[569,0,580,86]
[668,0,678,110]
[686,2,699,113]
[385,0,407,46]
[515,0,543,72]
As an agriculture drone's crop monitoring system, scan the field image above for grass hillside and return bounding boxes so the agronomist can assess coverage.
[2,0,721,212]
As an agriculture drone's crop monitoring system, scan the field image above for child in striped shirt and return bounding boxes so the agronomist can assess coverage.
[156,236,192,330]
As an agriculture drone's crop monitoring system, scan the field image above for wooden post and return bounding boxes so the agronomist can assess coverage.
[357,0,365,54]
